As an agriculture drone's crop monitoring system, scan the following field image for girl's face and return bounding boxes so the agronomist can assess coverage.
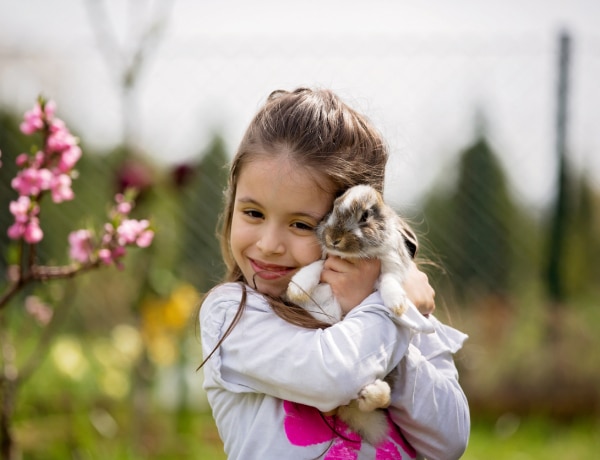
[230,153,334,298]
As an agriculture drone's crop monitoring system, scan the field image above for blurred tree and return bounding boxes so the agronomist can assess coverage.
[177,134,229,292]
[563,173,600,296]
[420,133,518,303]
[84,0,175,151]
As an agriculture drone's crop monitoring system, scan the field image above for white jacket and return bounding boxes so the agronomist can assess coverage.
[200,282,469,460]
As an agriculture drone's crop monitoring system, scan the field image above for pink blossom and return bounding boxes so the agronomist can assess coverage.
[7,218,43,244]
[20,103,44,134]
[15,153,29,167]
[44,100,56,119]
[57,145,82,172]
[33,151,45,168]
[23,217,43,244]
[8,197,43,243]
[102,224,114,245]
[9,196,32,222]
[50,173,74,203]
[116,219,150,246]
[11,167,53,197]
[7,222,25,240]
[113,193,133,216]
[47,122,77,153]
[68,229,93,263]
[116,201,132,215]
[98,248,113,265]
[136,230,154,248]
[98,246,127,269]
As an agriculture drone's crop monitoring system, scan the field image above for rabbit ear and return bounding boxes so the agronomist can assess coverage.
[398,219,418,258]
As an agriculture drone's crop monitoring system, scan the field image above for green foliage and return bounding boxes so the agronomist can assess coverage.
[420,135,521,302]
[561,174,600,297]
[0,111,28,276]
[177,135,229,292]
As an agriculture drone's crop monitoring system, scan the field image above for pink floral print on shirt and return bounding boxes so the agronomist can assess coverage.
[283,400,416,459]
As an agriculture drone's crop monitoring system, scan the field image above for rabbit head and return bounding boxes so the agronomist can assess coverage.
[317,184,393,258]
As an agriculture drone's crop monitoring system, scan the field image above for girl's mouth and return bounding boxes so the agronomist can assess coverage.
[250,259,294,281]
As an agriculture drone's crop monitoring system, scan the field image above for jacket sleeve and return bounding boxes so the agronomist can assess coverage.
[388,316,470,460]
[200,284,415,412]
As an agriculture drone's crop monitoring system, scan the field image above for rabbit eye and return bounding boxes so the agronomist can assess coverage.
[359,209,371,223]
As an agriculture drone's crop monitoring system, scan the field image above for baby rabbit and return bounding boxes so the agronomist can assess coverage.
[286,184,419,446]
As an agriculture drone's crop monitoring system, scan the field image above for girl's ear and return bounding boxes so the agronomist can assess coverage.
[398,221,418,259]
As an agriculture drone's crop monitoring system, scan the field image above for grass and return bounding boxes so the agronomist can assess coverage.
[464,415,600,460]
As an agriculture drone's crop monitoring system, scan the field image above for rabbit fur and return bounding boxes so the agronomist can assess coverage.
[286,184,417,446]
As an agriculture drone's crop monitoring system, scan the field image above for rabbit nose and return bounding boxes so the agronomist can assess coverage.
[325,234,341,248]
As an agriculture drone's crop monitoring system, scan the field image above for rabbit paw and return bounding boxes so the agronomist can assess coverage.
[286,260,324,302]
[357,379,391,412]
[391,298,408,316]
[286,281,311,303]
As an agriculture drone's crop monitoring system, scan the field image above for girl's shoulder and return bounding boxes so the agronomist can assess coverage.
[203,282,244,302]
[199,283,274,339]
[202,282,270,313]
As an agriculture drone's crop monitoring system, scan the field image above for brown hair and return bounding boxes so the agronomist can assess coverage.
[200,88,397,367]
[222,88,389,277]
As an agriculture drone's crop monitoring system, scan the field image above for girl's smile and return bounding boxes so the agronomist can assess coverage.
[230,153,334,298]
[249,258,295,280]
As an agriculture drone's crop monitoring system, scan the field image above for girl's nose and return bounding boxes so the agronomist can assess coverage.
[256,226,285,255]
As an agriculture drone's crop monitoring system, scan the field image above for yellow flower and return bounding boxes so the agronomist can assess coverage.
[140,283,201,366]
[163,283,200,331]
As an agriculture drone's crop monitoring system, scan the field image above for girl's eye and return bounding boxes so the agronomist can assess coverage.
[243,209,264,219]
[292,221,314,232]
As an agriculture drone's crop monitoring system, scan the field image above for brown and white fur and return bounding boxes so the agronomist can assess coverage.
[286,184,418,446]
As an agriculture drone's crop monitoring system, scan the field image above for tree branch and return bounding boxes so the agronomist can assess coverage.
[0,261,101,311]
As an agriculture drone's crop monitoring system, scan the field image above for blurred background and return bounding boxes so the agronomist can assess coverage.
[1,0,599,458]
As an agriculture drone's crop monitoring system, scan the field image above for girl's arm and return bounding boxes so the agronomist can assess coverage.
[388,316,470,460]
[402,262,436,317]
[200,284,413,412]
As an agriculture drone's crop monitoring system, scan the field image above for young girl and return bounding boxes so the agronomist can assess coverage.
[199,88,470,460]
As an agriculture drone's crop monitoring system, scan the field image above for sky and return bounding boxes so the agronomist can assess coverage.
[0,0,599,209]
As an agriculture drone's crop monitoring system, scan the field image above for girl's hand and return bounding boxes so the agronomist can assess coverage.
[321,256,381,315]
[403,262,436,316]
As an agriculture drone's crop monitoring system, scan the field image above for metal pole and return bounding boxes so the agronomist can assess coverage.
[546,30,571,304]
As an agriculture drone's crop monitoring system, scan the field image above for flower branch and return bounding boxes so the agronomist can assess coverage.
[1,97,154,310]
[0,96,155,458]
